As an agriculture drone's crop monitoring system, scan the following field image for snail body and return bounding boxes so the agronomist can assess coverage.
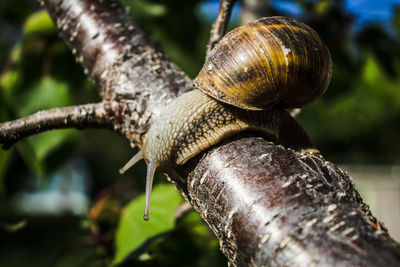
[120,17,332,221]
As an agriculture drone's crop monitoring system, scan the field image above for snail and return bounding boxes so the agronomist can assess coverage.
[120,16,332,221]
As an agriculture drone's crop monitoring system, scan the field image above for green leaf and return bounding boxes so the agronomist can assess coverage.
[302,54,400,151]
[0,220,27,233]
[315,0,331,15]
[10,43,23,63]
[18,76,71,117]
[16,140,46,182]
[122,0,167,17]
[0,69,21,93]
[24,10,55,35]
[28,129,77,161]
[15,77,75,163]
[114,183,182,265]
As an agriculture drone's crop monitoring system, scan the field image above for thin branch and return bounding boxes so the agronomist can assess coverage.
[207,0,238,56]
[0,103,112,149]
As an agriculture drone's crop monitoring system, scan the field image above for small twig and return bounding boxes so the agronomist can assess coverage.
[207,0,238,56]
[0,103,112,149]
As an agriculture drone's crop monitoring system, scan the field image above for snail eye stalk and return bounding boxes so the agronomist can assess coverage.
[119,150,143,174]
[143,160,157,221]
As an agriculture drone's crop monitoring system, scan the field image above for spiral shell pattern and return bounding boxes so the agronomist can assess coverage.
[194,16,332,110]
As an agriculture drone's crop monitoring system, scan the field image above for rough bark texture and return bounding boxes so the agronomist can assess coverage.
[0,103,111,149]
[0,0,399,266]
[42,0,193,145]
[182,138,400,266]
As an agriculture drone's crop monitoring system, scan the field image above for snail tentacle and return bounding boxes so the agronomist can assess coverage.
[119,150,143,174]
[144,160,157,221]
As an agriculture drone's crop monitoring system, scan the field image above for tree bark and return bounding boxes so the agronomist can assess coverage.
[0,103,111,149]
[42,0,193,146]
[1,0,399,266]
[181,137,400,266]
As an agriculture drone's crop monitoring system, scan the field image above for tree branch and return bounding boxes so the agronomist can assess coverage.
[177,137,400,266]
[0,0,398,265]
[207,0,238,56]
[41,0,193,145]
[0,103,112,149]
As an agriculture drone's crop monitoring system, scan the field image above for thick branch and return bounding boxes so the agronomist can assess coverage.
[207,0,238,56]
[0,103,112,149]
[42,0,193,145]
[177,137,400,266]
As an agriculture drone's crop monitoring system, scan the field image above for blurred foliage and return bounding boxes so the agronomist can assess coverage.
[122,0,210,77]
[1,0,400,266]
[114,184,182,265]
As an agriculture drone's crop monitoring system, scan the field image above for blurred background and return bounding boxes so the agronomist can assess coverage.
[0,0,399,266]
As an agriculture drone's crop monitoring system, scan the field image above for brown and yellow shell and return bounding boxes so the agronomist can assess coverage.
[194,16,332,110]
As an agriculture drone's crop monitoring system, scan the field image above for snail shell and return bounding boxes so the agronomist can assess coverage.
[195,16,332,110]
